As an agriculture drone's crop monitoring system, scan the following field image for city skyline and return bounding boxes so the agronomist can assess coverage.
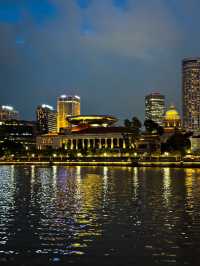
[1,3,200,266]
[1,1,200,121]
[0,90,180,124]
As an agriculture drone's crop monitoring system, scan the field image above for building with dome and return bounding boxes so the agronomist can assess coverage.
[163,105,182,133]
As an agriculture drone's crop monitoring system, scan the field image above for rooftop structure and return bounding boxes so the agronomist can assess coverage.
[67,115,117,128]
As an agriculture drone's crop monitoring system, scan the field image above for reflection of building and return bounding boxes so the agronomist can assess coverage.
[163,105,182,133]
[182,58,200,132]
[0,106,19,122]
[37,115,135,151]
[36,104,57,134]
[0,120,37,149]
[57,95,80,132]
[145,92,165,125]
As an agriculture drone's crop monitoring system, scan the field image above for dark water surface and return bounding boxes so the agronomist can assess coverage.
[0,165,200,265]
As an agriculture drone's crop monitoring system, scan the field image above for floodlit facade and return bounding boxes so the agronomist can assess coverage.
[0,105,19,121]
[163,105,182,131]
[182,58,200,132]
[57,95,80,132]
[36,104,57,134]
[37,129,133,151]
[36,114,135,151]
[145,92,165,125]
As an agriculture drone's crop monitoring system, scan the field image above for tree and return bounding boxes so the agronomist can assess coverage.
[162,131,193,155]
[131,117,142,136]
[144,119,158,133]
[157,125,164,136]
[124,119,132,128]
[144,119,164,135]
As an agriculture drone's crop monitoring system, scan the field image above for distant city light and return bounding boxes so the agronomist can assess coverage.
[74,95,80,99]
[41,104,54,110]
[60,94,80,100]
[60,94,67,99]
[1,105,14,111]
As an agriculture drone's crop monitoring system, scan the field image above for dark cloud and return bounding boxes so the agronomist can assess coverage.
[0,0,200,121]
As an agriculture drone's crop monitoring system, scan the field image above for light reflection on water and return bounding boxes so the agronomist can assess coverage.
[0,166,200,265]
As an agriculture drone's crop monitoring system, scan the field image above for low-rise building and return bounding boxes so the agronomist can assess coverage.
[0,120,37,150]
[135,133,161,153]
[36,115,135,151]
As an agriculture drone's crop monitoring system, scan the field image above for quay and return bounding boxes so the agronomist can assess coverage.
[1,157,200,167]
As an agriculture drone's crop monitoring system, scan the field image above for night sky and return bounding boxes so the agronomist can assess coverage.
[0,0,200,122]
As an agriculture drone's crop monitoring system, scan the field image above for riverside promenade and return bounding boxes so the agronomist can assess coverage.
[0,156,200,167]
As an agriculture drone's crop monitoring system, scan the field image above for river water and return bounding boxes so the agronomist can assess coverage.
[0,165,200,265]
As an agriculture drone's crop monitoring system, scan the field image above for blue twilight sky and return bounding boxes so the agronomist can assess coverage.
[0,0,200,122]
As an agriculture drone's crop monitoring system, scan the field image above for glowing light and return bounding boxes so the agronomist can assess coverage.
[132,167,138,199]
[164,105,180,120]
[41,104,54,110]
[60,94,67,98]
[1,105,14,111]
[163,168,171,206]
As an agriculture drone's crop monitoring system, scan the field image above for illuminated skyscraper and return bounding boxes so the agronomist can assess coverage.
[57,95,80,131]
[182,58,200,131]
[0,105,19,121]
[36,104,57,134]
[145,92,165,125]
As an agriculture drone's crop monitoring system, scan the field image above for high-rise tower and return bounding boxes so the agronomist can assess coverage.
[36,104,57,134]
[57,95,80,132]
[182,58,200,132]
[145,92,165,125]
[0,105,19,121]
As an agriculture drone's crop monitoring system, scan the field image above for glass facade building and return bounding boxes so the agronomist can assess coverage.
[182,58,200,132]
[57,95,80,132]
[145,92,165,125]
[36,104,57,134]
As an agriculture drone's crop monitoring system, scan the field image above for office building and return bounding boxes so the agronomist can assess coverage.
[145,92,165,125]
[0,120,37,150]
[36,104,57,134]
[57,95,80,131]
[182,58,200,132]
[0,105,19,122]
